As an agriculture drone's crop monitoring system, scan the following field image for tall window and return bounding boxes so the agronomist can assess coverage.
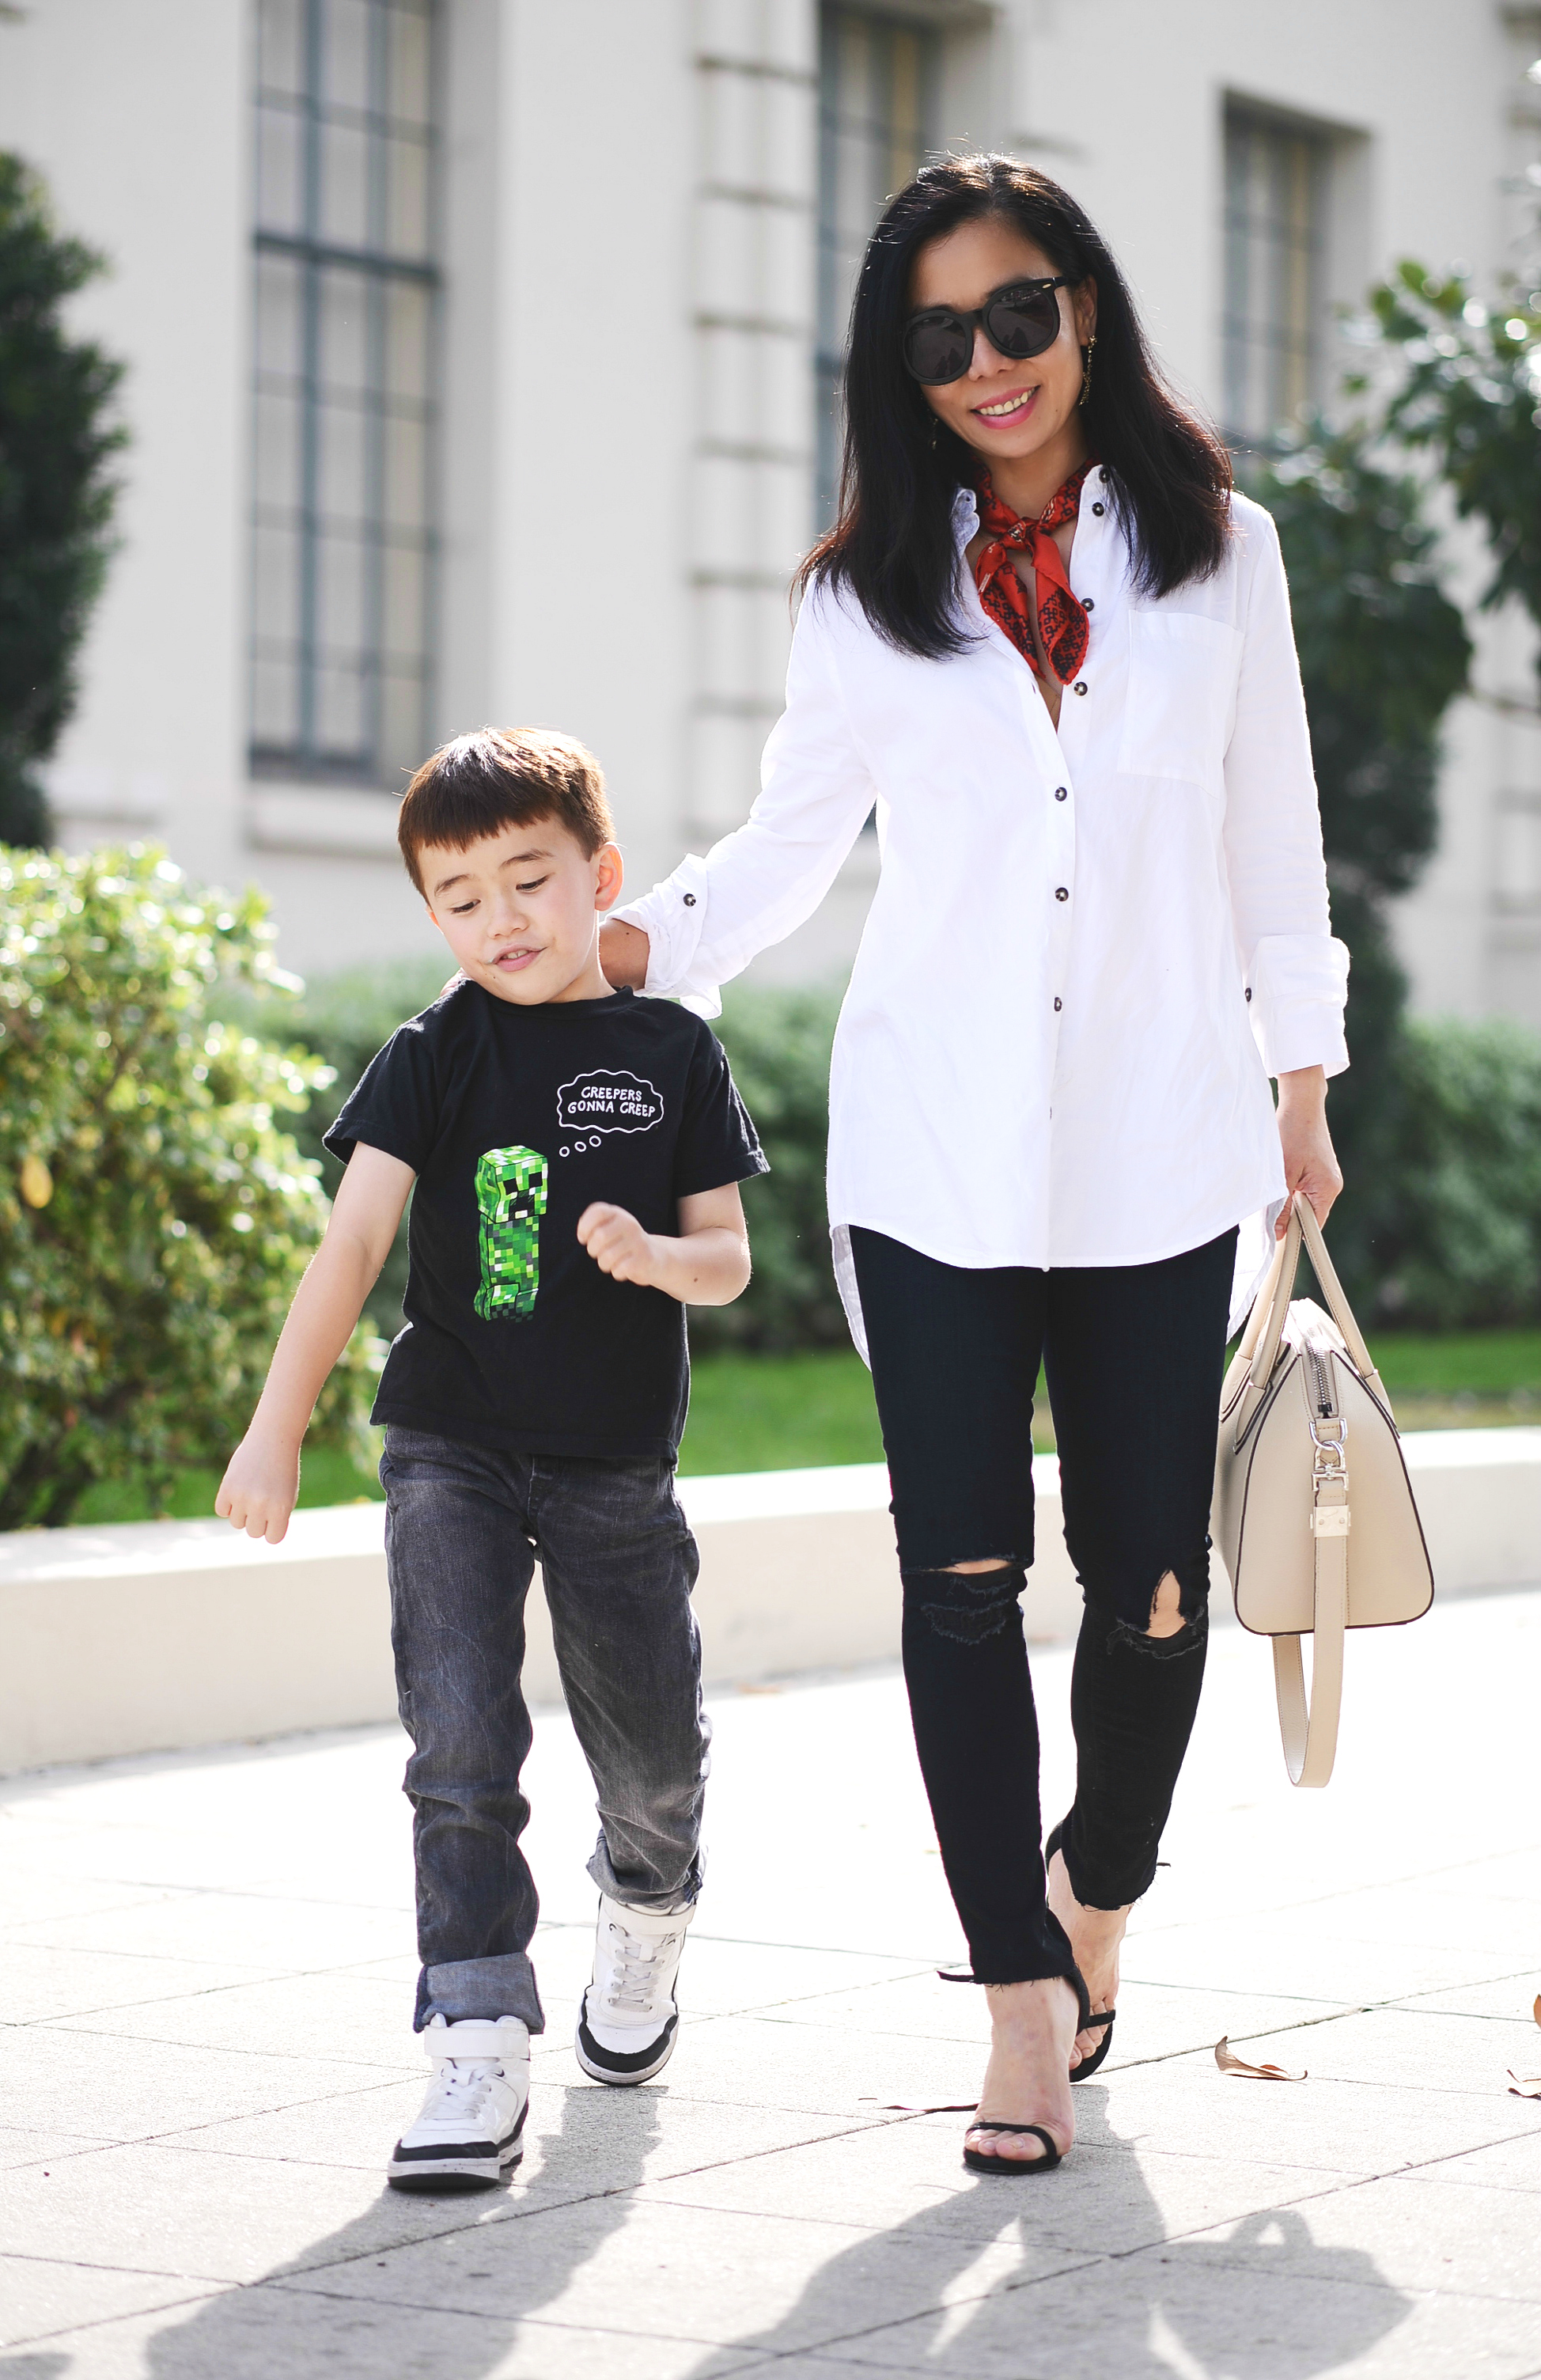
[1222,104,1327,445]
[251,0,438,790]
[816,6,938,521]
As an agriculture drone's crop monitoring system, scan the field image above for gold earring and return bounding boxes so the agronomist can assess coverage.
[1079,334,1096,408]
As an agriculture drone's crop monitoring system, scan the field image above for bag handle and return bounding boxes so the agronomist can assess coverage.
[1235,1193,1392,1435]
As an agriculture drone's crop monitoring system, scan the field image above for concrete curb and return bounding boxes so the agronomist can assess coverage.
[1,1429,1535,1772]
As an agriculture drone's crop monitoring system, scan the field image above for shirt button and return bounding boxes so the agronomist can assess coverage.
[1054,996,1062,1012]
[1054,786,1068,802]
[1244,986,1252,1002]
[683,893,696,907]
[1073,681,1088,696]
[1082,597,1095,611]
[1092,502,1105,516]
[1054,886,1069,902]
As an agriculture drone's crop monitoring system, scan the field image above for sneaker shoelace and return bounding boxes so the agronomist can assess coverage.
[603,1923,682,2015]
[422,2057,500,2120]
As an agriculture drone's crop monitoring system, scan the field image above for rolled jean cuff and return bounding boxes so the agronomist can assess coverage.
[416,1953,545,2035]
[585,1837,703,1915]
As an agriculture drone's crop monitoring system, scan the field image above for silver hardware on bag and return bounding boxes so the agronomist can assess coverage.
[1212,1193,1433,1788]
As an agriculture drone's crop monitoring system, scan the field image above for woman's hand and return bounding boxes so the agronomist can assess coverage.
[1274,1066,1343,1236]
[598,919,649,991]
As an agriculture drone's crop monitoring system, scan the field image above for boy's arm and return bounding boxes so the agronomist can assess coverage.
[216,1143,416,1544]
[576,1181,750,1306]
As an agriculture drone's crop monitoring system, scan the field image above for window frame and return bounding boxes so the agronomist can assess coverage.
[248,0,442,793]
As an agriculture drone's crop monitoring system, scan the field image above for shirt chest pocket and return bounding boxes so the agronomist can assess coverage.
[1117,612,1242,784]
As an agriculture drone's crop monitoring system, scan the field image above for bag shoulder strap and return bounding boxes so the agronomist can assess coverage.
[1274,1464,1348,1787]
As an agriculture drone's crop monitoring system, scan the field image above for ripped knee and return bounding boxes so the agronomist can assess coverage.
[903,1560,1026,1647]
[1147,1570,1186,1639]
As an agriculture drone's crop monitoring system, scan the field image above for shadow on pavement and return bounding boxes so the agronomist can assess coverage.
[3,2082,663,2380]
[680,2098,1414,2377]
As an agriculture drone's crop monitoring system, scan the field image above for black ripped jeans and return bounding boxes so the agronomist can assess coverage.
[850,1224,1238,1989]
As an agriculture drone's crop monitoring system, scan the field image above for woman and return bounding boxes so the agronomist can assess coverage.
[602,156,1346,2174]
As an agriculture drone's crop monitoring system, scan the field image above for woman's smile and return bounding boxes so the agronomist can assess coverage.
[972,383,1041,424]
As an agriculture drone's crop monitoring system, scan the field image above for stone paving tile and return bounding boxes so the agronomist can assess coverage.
[0,2122,118,2172]
[153,2073,872,2200]
[0,1942,266,2026]
[0,1877,183,1932]
[1395,1973,1541,2022]
[756,1967,1358,2071]
[1224,2004,1541,2098]
[0,2024,403,2141]
[1416,2132,1541,2192]
[267,2192,1089,2351]
[0,2256,218,2356]
[637,2115,1338,2251]
[49,1969,421,2069]
[515,1923,932,2022]
[1,1890,416,1975]
[525,2013,993,2120]
[1179,2170,1541,2302]
[2,2291,771,2380]
[0,2139,519,2285]
[907,2052,1541,2181]
[1116,1916,1523,2004]
[808,2267,1541,2379]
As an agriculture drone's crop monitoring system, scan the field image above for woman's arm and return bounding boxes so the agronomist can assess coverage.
[1221,506,1350,1089]
[605,588,877,1009]
[215,1143,415,1542]
[1275,1064,1343,1232]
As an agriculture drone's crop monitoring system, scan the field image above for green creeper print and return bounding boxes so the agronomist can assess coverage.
[474,1146,548,1321]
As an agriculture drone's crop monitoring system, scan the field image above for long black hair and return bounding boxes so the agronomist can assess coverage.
[801,154,1232,657]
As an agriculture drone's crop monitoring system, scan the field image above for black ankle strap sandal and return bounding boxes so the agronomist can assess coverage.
[963,2119,1065,2176]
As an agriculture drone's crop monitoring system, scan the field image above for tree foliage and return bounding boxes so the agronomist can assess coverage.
[0,847,378,1527]
[0,153,125,845]
[1244,423,1471,1301]
[1360,263,1541,677]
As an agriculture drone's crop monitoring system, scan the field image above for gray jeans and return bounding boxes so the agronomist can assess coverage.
[380,1426,710,2033]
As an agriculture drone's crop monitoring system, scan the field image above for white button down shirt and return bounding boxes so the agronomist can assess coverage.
[620,479,1349,1340]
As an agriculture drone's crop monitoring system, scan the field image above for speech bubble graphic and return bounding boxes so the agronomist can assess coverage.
[556,1071,665,1135]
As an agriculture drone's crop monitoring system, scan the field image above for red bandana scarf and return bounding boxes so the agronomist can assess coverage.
[972,460,1097,684]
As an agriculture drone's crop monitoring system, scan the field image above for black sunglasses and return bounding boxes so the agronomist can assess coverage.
[903,275,1076,386]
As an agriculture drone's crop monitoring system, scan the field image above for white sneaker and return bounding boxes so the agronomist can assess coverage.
[387,2014,530,2190]
[574,1894,695,2086]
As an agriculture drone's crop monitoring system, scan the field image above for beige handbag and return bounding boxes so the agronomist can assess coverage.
[1213,1193,1433,1788]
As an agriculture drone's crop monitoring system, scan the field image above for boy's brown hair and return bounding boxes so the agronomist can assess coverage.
[397,726,615,897]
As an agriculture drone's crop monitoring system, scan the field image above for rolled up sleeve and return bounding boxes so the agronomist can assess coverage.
[613,586,878,1017]
[1222,507,1350,1078]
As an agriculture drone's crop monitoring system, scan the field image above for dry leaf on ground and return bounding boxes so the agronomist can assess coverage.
[1215,2035,1307,2082]
[1507,2071,1541,2100]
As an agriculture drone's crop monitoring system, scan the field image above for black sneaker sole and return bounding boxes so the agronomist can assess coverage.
[386,2106,527,2191]
[574,2002,678,2086]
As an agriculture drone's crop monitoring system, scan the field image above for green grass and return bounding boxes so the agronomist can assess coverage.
[679,1348,884,1474]
[49,1328,1541,1528]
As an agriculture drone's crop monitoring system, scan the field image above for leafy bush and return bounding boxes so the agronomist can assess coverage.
[1244,423,1471,1304]
[1372,1018,1541,1328]
[0,155,126,846]
[691,983,847,1351]
[0,847,378,1527]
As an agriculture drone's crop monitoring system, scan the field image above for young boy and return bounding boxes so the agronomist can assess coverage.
[217,726,766,2190]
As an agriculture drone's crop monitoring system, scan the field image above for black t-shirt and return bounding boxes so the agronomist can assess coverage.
[324,982,767,1460]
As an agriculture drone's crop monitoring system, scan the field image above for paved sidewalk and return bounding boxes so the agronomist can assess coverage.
[1,1586,1538,2378]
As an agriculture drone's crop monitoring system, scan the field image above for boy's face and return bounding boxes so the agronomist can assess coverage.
[419,816,623,1005]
